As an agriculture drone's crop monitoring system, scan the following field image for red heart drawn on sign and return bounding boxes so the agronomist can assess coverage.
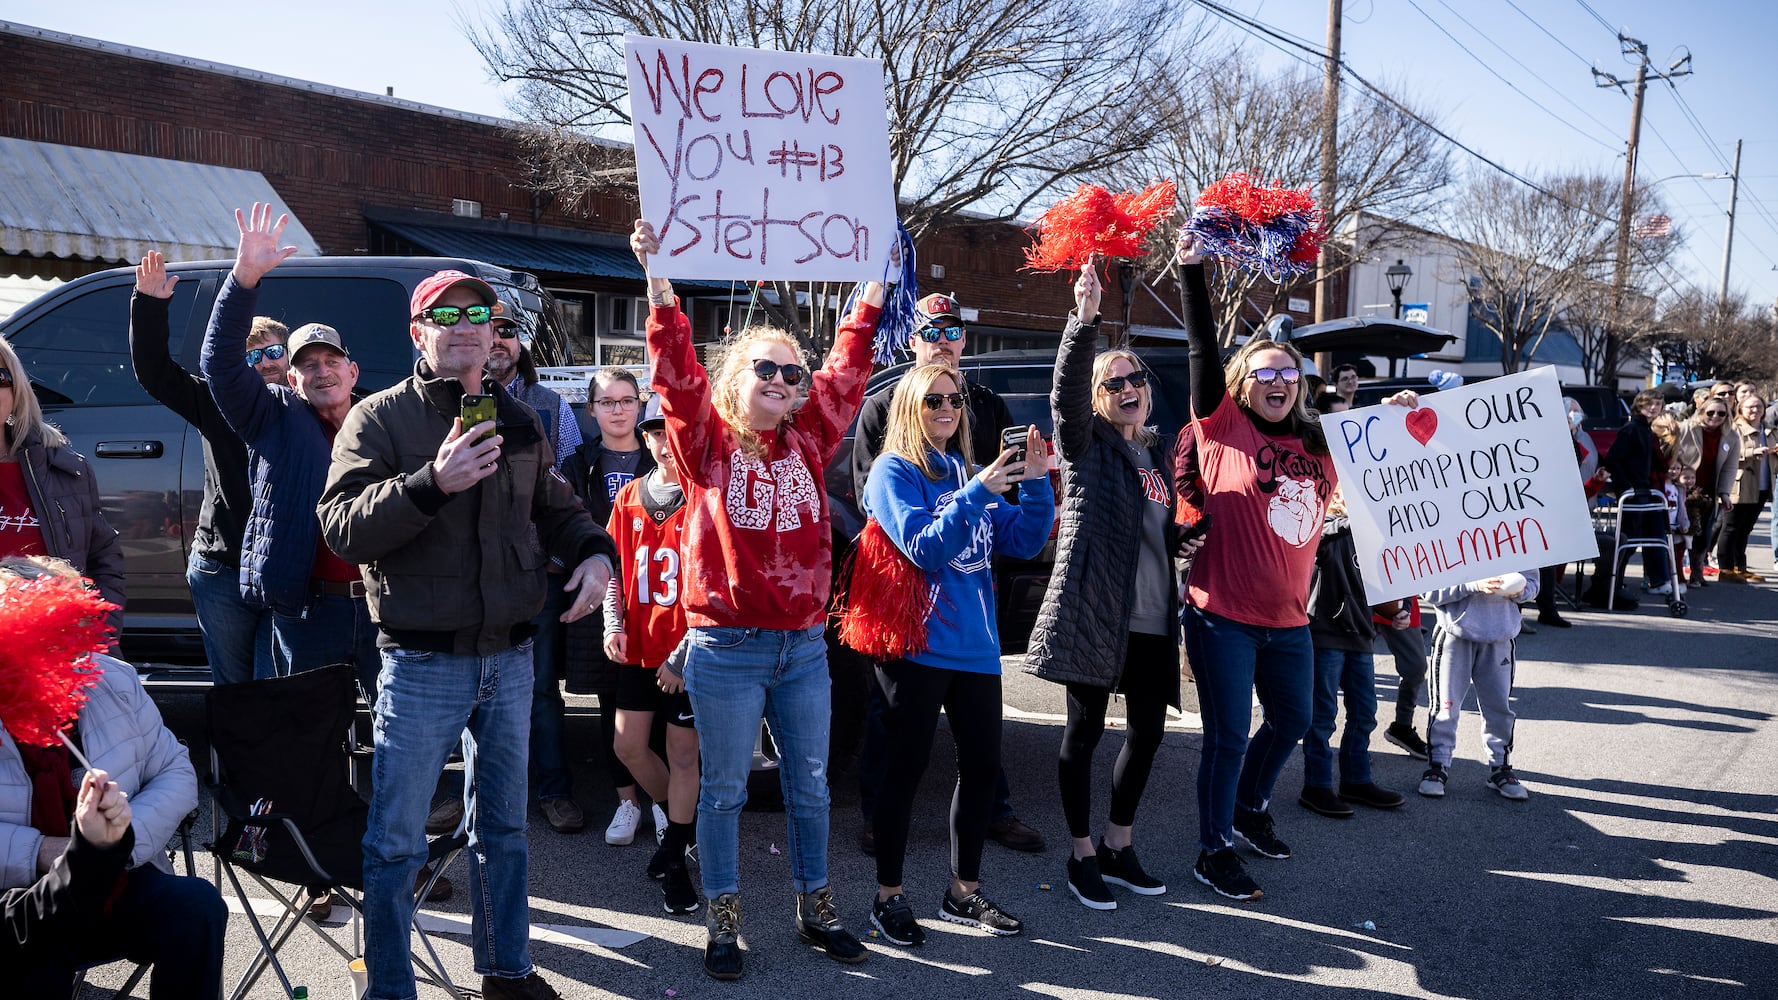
[1405,407,1438,446]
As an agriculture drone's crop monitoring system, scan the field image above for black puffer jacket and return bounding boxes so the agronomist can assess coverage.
[1025,314,1180,703]
[12,431,126,626]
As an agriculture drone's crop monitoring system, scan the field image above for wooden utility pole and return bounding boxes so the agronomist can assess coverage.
[1596,36,1690,388]
[1719,138,1742,307]
[1314,0,1341,375]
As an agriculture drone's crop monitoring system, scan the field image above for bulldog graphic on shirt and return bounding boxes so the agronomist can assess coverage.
[1267,476,1322,547]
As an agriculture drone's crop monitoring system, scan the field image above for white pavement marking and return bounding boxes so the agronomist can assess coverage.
[1003,703,1204,730]
[221,897,649,949]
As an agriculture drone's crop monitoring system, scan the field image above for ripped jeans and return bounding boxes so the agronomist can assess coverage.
[684,623,832,899]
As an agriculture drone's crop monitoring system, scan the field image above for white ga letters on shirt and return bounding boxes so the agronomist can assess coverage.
[724,450,821,531]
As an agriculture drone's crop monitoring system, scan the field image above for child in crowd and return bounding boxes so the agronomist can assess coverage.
[605,395,699,916]
[1419,570,1539,801]
[1300,490,1405,818]
[1664,467,1694,589]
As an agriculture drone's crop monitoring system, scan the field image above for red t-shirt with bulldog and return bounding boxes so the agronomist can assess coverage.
[1186,393,1337,628]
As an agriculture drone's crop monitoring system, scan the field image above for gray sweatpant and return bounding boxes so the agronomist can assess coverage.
[1426,628,1516,769]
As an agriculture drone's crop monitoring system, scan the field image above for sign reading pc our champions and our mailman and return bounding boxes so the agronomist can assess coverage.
[1323,367,1600,606]
[625,35,898,284]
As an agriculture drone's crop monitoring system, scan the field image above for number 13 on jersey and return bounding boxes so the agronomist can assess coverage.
[633,545,680,606]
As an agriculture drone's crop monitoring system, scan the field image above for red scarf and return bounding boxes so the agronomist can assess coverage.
[15,740,74,837]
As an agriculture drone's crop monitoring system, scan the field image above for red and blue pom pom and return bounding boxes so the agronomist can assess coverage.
[1024,181,1178,273]
[1183,173,1325,280]
[0,575,117,747]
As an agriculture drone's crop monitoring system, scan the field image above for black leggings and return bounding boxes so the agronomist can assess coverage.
[1058,631,1174,840]
[871,660,1003,887]
[1717,500,1766,572]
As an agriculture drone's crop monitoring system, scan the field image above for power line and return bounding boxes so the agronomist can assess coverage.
[1498,0,1594,67]
[1572,0,1616,35]
[1427,0,1621,145]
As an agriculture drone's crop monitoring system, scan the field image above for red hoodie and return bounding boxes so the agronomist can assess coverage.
[646,298,879,630]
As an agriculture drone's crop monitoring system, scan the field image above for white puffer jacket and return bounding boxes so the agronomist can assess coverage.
[0,655,196,889]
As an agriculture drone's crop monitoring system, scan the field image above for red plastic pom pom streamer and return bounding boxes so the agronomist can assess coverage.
[0,576,117,747]
[835,520,934,662]
[1025,181,1178,273]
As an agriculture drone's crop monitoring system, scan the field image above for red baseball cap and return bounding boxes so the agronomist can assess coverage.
[410,269,497,317]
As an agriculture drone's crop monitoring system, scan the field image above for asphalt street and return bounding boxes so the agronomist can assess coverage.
[82,518,1778,1000]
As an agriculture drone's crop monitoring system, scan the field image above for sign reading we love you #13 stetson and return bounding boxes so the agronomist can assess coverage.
[1322,366,1598,606]
[624,35,897,283]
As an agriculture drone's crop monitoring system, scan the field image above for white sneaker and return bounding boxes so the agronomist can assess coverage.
[1646,582,1673,596]
[605,799,643,845]
[653,803,669,846]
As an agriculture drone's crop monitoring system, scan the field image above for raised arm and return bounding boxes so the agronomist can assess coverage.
[1050,264,1103,461]
[1174,235,1224,420]
[803,291,882,464]
[200,206,300,443]
[634,220,720,488]
[127,253,210,424]
[864,455,996,572]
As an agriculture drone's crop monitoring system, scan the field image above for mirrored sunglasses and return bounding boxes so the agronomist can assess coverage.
[246,344,287,366]
[751,359,805,386]
[1246,367,1302,386]
[1099,373,1149,392]
[918,323,966,343]
[415,304,494,326]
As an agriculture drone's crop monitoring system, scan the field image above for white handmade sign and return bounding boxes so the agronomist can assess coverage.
[1323,366,1598,605]
[625,35,897,282]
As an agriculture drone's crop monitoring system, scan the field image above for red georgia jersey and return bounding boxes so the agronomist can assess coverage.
[607,478,690,669]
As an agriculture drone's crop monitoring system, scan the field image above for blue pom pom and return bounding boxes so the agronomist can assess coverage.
[844,222,919,365]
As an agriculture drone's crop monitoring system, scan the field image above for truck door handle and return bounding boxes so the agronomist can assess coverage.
[95,440,165,459]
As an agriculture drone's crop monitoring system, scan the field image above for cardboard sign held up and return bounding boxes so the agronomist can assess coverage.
[625,35,897,283]
[1323,367,1599,606]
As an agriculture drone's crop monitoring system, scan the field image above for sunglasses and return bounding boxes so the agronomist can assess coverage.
[750,359,805,386]
[0,367,11,388]
[918,323,966,343]
[245,344,287,366]
[1099,373,1149,393]
[1704,410,1728,418]
[415,304,494,326]
[1245,367,1302,386]
[922,392,967,410]
[492,325,520,340]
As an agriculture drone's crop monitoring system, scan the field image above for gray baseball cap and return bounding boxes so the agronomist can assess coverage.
[286,323,349,362]
[637,393,666,431]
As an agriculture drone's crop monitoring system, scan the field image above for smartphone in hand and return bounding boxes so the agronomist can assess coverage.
[1001,424,1030,465]
[460,394,497,442]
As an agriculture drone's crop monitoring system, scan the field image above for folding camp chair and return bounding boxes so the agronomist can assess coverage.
[204,663,467,1000]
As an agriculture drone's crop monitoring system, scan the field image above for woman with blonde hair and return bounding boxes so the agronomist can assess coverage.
[0,337,124,624]
[860,363,1053,945]
[1028,264,1196,912]
[1717,394,1772,582]
[631,219,885,981]
[1174,234,1414,902]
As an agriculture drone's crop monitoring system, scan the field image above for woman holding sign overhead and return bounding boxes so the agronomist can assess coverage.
[631,219,884,982]
[1173,233,1414,903]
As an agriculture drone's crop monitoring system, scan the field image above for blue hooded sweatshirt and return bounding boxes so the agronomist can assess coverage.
[863,450,1055,674]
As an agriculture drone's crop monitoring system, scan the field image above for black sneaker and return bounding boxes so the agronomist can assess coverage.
[1065,854,1117,910]
[647,842,673,881]
[1232,807,1292,860]
[795,886,868,964]
[939,889,1023,936]
[661,861,700,915]
[482,973,562,1000]
[704,892,743,980]
[1097,840,1166,895]
[1193,848,1261,901]
[1383,722,1429,760]
[869,892,925,947]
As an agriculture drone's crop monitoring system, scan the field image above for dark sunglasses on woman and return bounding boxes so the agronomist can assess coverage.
[245,344,287,366]
[1099,373,1149,393]
[922,392,967,410]
[0,367,12,388]
[1245,367,1301,386]
[751,359,806,386]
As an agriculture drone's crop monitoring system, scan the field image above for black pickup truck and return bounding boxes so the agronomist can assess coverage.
[1,256,567,685]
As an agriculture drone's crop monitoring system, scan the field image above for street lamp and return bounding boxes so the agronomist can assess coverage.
[1385,259,1413,320]
[1384,260,1413,377]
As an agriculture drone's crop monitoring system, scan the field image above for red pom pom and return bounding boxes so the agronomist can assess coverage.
[0,575,116,747]
[1025,181,1178,273]
[835,520,933,661]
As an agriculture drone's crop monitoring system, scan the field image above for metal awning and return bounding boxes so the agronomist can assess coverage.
[372,220,644,280]
[0,137,320,263]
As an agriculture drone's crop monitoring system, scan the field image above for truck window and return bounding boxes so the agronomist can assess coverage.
[8,281,201,406]
[251,276,415,394]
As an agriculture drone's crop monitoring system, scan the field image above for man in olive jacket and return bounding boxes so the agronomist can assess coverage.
[318,266,614,1000]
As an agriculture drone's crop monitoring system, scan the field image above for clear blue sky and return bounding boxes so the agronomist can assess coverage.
[3,0,1772,311]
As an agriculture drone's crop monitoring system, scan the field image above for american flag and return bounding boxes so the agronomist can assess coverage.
[1632,214,1672,239]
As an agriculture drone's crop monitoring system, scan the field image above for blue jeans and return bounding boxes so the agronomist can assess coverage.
[685,624,831,898]
[529,573,573,801]
[363,641,536,1000]
[1302,648,1378,788]
[271,592,383,702]
[186,551,272,685]
[1183,606,1313,852]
